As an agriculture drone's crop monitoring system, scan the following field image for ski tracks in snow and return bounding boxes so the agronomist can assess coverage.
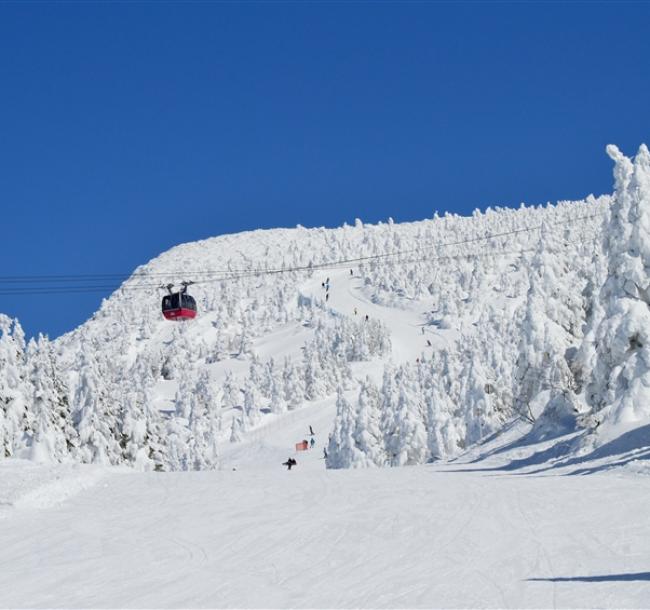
[514,481,559,609]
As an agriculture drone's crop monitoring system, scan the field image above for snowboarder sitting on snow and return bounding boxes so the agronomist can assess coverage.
[282,458,297,470]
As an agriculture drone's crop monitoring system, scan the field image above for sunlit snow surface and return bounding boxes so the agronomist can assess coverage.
[1,412,649,608]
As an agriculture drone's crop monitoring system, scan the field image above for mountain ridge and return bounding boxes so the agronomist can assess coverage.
[4,146,649,475]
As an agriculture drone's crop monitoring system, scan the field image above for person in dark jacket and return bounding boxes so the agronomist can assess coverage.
[282,458,297,470]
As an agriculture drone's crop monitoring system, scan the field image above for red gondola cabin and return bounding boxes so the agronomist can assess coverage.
[162,290,197,321]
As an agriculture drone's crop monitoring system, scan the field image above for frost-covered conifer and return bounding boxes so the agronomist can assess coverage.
[352,378,384,466]
[304,346,327,401]
[222,372,240,410]
[283,359,305,410]
[242,377,261,428]
[580,145,650,438]
[326,391,358,469]
[269,371,287,414]
[391,367,427,466]
[0,315,29,458]
[73,346,121,465]
[27,334,72,462]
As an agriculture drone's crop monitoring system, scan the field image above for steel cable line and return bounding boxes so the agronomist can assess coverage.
[0,229,601,297]
[0,211,604,288]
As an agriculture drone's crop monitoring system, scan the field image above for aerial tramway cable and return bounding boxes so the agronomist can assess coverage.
[0,212,604,297]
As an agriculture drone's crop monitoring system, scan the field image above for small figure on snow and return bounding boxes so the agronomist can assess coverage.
[350,269,353,276]
[309,425,315,436]
[283,458,297,470]
[365,314,369,322]
[427,339,432,347]
[310,437,315,449]
[323,447,328,459]
[354,307,357,315]
[421,327,425,335]
[326,293,330,302]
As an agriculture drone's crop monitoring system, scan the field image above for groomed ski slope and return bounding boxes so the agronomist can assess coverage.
[1,430,649,609]
[300,268,457,361]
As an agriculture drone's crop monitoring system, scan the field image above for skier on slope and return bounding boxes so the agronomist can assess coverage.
[310,437,315,449]
[282,458,297,470]
[309,425,315,436]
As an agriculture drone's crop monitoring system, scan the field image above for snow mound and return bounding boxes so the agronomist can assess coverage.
[0,459,107,517]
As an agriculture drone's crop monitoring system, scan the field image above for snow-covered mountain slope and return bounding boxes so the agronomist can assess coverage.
[2,144,650,477]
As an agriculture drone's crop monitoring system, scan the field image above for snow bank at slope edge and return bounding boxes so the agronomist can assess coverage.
[0,459,109,517]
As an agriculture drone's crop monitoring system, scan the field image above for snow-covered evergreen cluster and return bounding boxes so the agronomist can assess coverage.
[2,144,649,471]
[327,145,650,468]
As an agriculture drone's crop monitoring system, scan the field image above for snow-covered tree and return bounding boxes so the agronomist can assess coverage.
[326,391,358,469]
[579,144,650,439]
[26,334,74,462]
[73,345,121,465]
[0,315,29,458]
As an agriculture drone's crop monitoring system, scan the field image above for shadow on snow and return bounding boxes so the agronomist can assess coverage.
[528,572,650,583]
[448,423,650,476]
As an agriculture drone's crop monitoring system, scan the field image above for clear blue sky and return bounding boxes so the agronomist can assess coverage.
[2,1,649,339]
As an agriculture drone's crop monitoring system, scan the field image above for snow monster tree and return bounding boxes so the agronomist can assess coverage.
[580,144,650,442]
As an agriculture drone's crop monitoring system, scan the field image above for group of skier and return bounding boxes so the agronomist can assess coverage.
[320,272,375,322]
[282,424,319,470]
[321,277,331,301]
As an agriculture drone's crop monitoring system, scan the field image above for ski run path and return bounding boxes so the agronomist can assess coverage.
[1,447,649,609]
[1,270,650,608]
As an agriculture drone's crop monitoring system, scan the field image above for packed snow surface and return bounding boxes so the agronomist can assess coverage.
[1,410,649,609]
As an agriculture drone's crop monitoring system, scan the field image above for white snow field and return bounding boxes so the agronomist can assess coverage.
[1,419,650,609]
[2,144,650,607]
